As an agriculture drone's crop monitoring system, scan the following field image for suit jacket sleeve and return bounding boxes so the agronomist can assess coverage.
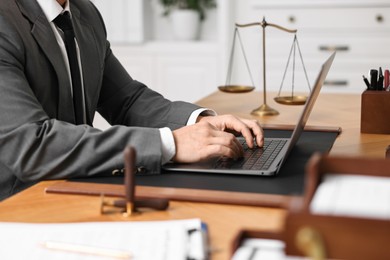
[0,0,200,195]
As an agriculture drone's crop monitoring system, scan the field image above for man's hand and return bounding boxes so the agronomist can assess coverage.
[198,115,264,148]
[172,115,263,163]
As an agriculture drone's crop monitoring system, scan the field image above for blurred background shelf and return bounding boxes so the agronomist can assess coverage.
[91,0,390,128]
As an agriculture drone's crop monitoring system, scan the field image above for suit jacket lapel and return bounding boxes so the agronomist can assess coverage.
[15,0,76,124]
[70,5,101,126]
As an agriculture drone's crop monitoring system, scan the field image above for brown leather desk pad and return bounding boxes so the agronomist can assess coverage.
[47,126,341,208]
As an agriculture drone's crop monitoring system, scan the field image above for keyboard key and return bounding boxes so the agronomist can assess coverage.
[215,139,287,171]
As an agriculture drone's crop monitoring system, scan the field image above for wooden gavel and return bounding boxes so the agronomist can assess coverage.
[101,146,169,216]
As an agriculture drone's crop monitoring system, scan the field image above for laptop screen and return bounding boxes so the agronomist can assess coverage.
[280,52,336,167]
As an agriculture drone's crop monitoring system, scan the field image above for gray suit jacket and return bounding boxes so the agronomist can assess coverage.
[0,0,200,200]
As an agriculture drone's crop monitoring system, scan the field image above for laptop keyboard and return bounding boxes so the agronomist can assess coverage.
[214,139,287,170]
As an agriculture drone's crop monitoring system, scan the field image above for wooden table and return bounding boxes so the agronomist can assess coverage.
[196,91,390,158]
[0,91,389,260]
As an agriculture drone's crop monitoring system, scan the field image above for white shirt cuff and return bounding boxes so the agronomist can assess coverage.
[159,108,217,164]
[159,127,176,164]
[186,108,217,125]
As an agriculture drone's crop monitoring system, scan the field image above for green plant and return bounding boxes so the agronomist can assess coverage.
[159,0,217,21]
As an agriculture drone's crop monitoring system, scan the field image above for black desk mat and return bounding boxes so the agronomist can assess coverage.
[72,129,339,197]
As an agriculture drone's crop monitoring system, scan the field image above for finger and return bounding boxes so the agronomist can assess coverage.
[224,118,256,148]
[205,144,233,159]
[208,128,243,158]
[241,119,264,147]
[206,143,241,160]
[210,132,243,159]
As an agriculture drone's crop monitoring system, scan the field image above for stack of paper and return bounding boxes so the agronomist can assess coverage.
[310,174,390,220]
[232,238,304,260]
[0,218,207,260]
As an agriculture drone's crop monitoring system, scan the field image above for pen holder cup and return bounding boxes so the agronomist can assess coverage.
[361,90,390,134]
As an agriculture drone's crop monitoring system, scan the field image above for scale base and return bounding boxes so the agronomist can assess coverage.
[251,104,279,116]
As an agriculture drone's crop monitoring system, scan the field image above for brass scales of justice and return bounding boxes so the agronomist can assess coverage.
[219,17,312,116]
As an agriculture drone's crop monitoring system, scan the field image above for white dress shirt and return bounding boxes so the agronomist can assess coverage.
[36,0,215,164]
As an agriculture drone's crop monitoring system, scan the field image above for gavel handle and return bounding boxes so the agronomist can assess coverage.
[135,199,169,210]
[112,198,169,211]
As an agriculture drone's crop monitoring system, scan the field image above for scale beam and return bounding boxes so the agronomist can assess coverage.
[219,17,307,116]
[237,18,297,116]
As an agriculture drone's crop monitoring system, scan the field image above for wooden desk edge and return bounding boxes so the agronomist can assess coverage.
[45,181,294,208]
[262,124,342,134]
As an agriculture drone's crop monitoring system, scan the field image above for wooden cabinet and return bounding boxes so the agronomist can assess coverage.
[93,0,231,104]
[93,0,390,129]
[95,0,390,98]
[92,0,231,129]
[111,42,219,102]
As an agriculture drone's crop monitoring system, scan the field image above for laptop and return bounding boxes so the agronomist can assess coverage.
[163,52,336,176]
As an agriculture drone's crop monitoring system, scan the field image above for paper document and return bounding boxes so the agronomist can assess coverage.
[231,238,304,260]
[0,218,207,260]
[310,174,390,220]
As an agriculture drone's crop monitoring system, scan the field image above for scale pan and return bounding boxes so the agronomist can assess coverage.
[274,95,307,105]
[218,85,255,93]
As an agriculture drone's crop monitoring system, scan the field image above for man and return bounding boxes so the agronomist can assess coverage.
[0,0,263,200]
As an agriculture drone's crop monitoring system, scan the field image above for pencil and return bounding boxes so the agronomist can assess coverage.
[43,241,132,259]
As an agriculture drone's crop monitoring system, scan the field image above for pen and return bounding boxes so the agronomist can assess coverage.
[377,67,384,90]
[362,75,370,90]
[370,69,378,90]
[43,241,132,259]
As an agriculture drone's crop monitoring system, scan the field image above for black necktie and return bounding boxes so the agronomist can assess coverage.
[53,11,85,125]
